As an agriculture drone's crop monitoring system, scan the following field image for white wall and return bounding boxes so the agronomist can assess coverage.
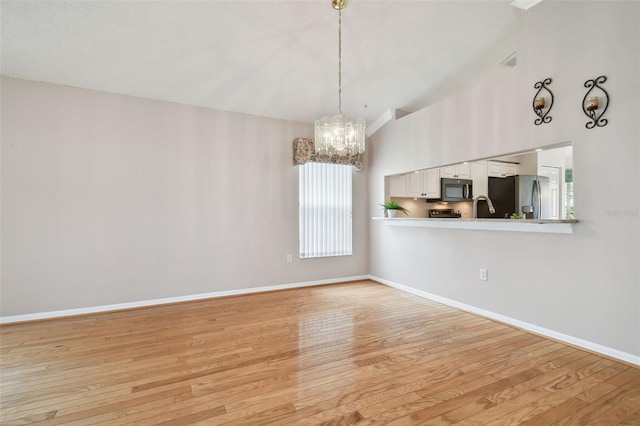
[515,152,538,175]
[368,1,639,358]
[1,77,369,316]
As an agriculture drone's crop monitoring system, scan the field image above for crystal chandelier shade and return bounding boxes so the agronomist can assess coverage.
[314,114,366,155]
[314,0,366,156]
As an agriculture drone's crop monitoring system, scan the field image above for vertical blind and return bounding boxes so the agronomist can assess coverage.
[299,162,353,259]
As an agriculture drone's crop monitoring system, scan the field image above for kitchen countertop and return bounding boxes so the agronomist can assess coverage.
[372,217,578,234]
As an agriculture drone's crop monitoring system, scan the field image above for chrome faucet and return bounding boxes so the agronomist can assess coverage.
[473,195,496,218]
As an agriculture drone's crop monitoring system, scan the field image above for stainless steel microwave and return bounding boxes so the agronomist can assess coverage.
[441,178,473,202]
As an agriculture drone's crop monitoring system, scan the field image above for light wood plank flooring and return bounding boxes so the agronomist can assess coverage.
[2,281,640,425]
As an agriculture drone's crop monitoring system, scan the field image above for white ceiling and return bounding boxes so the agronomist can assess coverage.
[1,0,519,127]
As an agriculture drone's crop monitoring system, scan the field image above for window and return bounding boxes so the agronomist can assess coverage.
[299,162,353,258]
[565,168,574,219]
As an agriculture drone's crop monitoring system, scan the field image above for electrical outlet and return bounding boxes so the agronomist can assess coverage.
[286,254,293,263]
[479,268,488,281]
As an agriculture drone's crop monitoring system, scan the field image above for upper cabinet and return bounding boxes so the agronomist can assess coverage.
[424,169,441,198]
[407,169,441,198]
[487,161,519,178]
[389,174,408,197]
[406,171,425,197]
[390,169,440,198]
[440,163,471,179]
[391,160,517,199]
[471,162,488,197]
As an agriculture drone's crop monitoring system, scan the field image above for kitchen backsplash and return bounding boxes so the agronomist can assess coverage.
[390,197,473,219]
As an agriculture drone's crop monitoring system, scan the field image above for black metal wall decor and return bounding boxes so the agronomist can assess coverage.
[582,76,609,129]
[532,78,554,125]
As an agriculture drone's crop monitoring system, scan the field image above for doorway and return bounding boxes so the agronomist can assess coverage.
[539,165,561,219]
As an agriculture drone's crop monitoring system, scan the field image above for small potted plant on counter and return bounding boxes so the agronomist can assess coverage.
[380,200,409,218]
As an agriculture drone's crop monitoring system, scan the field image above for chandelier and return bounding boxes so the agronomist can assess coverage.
[314,0,366,156]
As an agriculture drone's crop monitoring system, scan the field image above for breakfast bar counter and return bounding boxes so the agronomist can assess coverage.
[372,217,578,234]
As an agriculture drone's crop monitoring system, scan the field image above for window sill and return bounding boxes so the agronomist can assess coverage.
[372,217,578,234]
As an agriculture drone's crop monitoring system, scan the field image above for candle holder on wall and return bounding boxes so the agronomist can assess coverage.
[582,76,609,129]
[532,78,553,125]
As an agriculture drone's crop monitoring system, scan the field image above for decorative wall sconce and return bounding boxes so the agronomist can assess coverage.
[532,78,553,125]
[582,76,609,129]
[585,97,599,111]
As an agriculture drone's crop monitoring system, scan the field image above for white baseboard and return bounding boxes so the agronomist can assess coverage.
[369,275,640,367]
[0,275,369,324]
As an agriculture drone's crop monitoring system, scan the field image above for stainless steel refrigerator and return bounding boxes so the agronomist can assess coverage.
[477,175,550,219]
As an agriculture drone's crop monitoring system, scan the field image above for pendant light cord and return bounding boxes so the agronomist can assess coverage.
[338,7,342,115]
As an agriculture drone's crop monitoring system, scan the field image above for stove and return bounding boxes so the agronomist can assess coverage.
[429,208,462,218]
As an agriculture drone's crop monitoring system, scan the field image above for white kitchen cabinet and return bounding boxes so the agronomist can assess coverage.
[404,169,440,198]
[405,172,424,197]
[471,161,488,197]
[488,161,519,178]
[389,174,408,197]
[440,163,471,179]
[424,168,440,198]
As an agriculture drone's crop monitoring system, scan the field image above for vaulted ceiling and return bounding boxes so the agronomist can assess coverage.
[1,1,519,127]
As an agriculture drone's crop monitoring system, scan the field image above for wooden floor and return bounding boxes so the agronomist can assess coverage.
[2,281,640,425]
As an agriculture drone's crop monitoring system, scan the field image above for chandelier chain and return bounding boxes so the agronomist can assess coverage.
[338,7,342,115]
